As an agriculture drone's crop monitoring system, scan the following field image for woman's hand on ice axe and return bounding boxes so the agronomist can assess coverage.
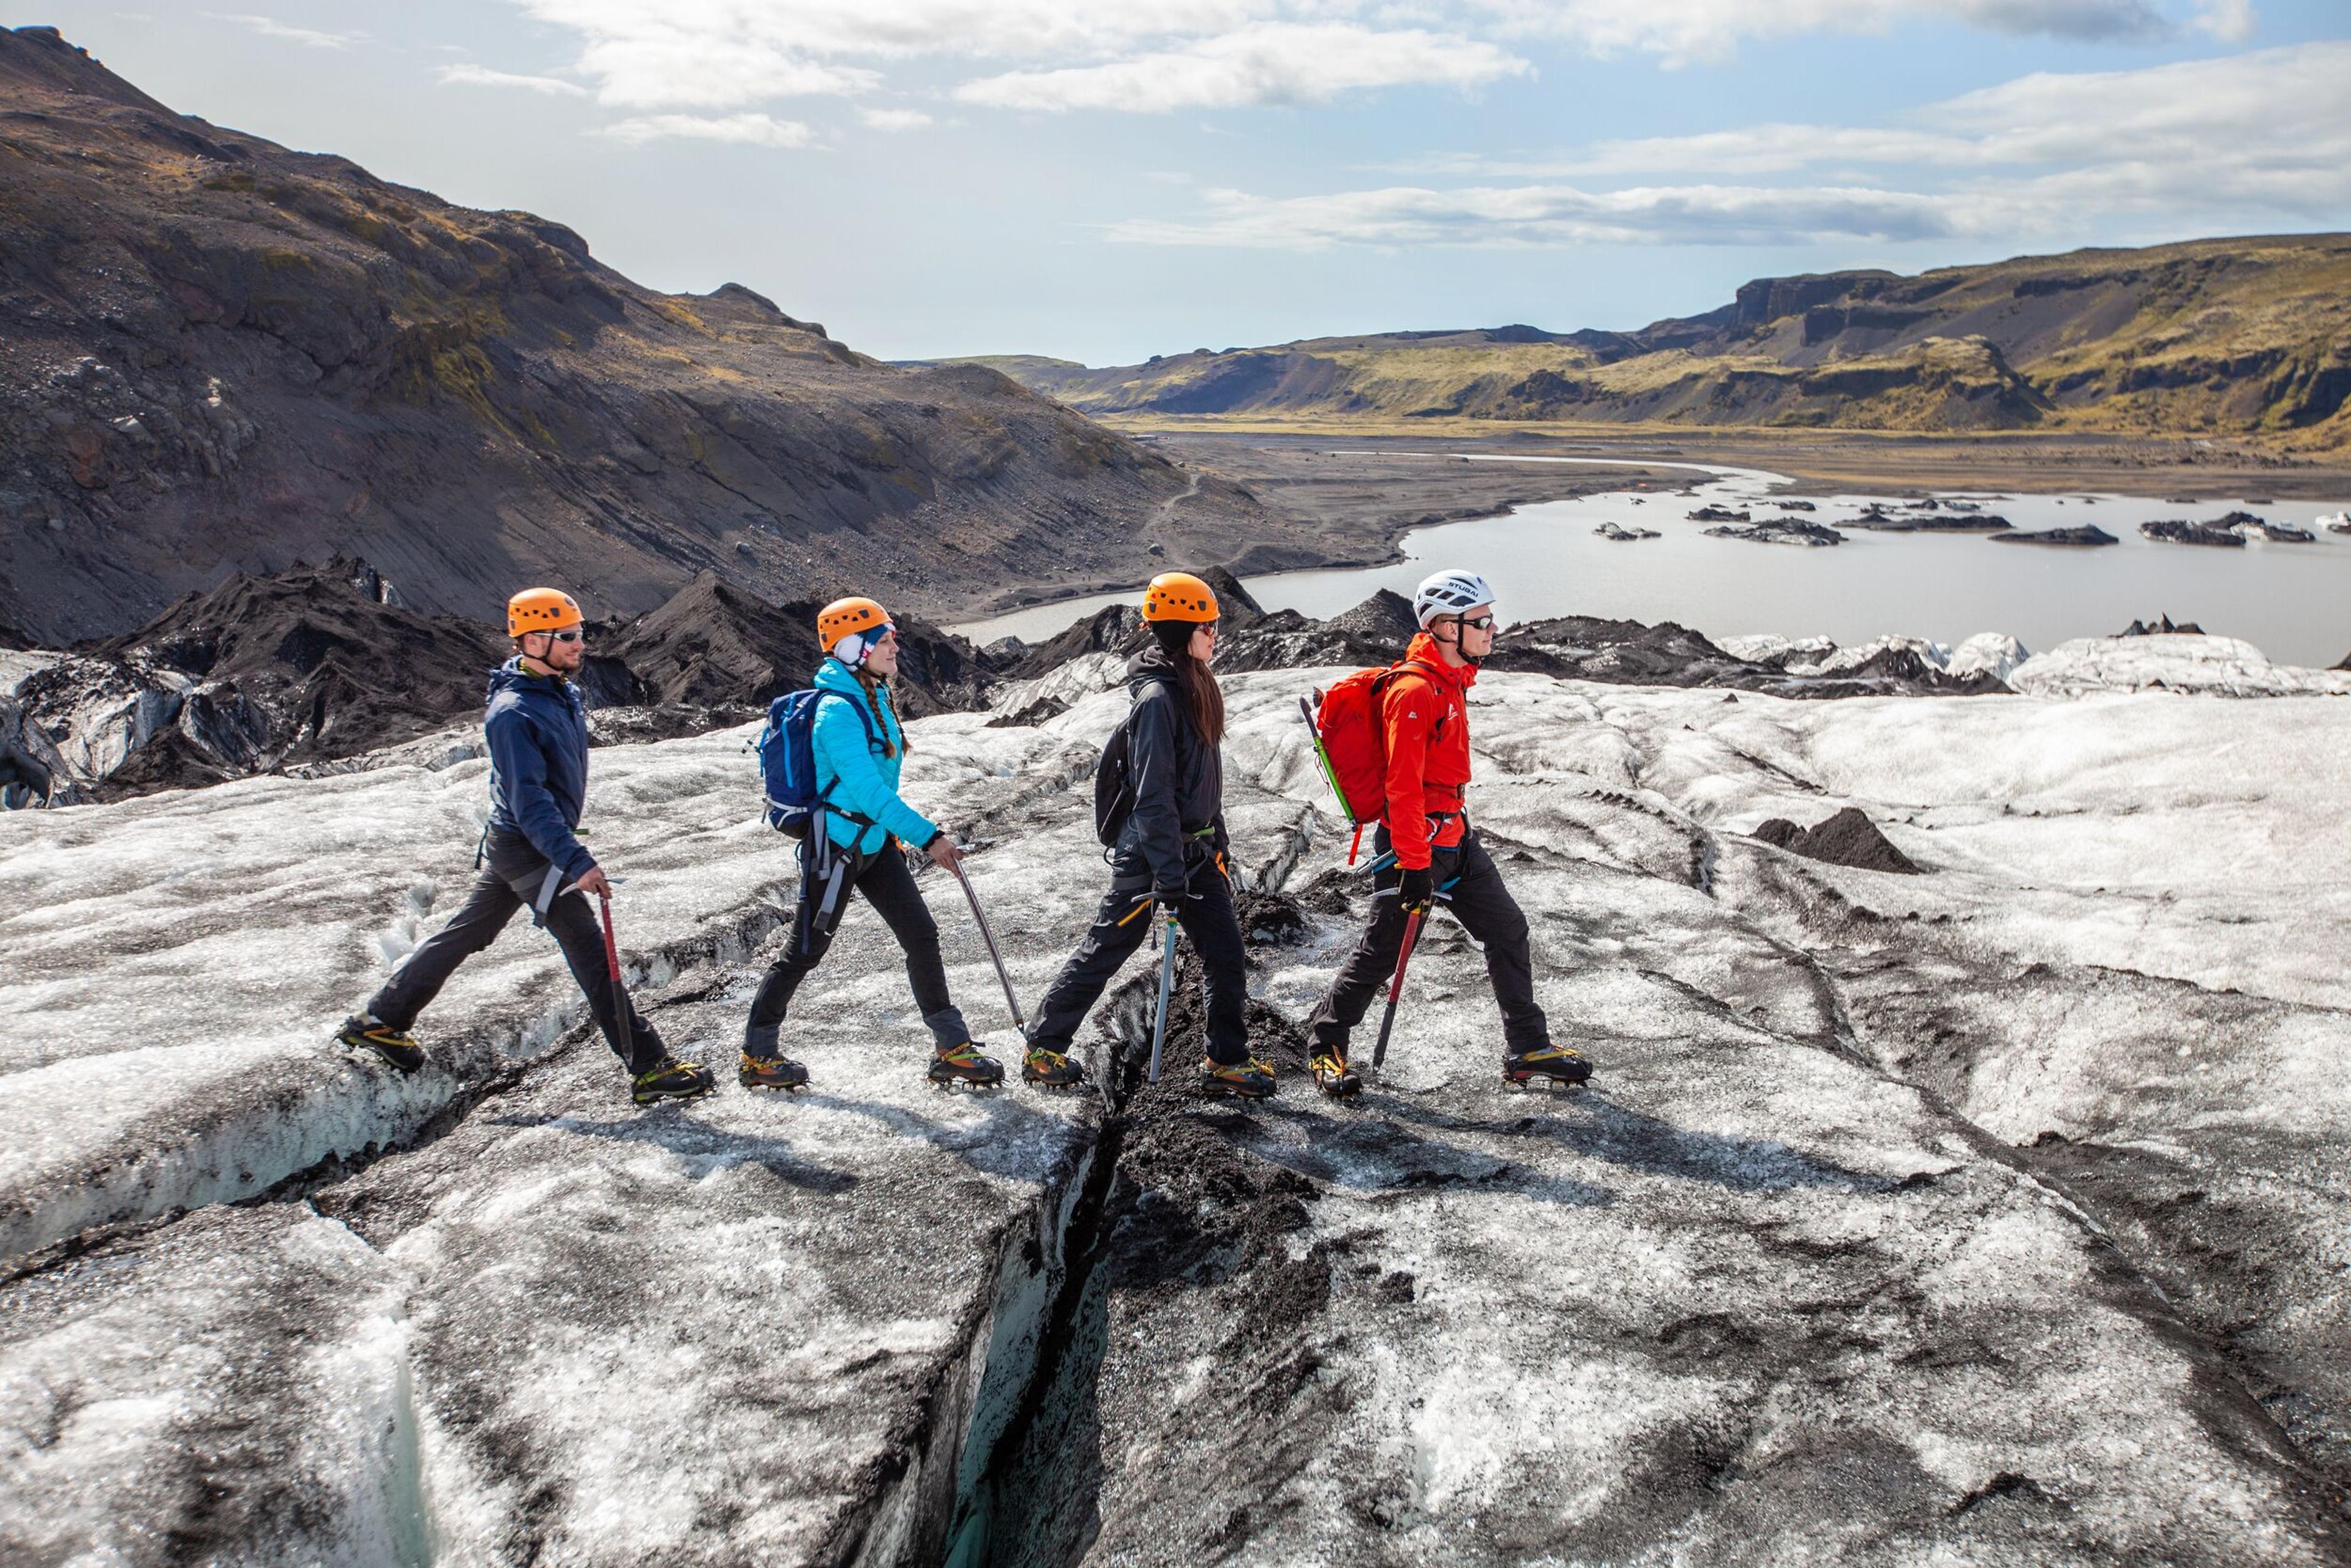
[574,865,612,899]
[1398,865,1435,912]
[924,831,964,872]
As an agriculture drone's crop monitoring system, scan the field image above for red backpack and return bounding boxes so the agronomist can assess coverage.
[1300,658,1445,863]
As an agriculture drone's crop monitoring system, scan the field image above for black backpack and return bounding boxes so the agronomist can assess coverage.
[1092,672,1171,847]
[1093,715,1136,847]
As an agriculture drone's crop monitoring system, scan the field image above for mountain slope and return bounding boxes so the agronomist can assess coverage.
[962,234,2351,443]
[0,27,1261,643]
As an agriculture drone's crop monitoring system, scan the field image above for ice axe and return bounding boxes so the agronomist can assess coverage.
[948,860,1028,1037]
[1147,906,1179,1084]
[596,887,634,1065]
[1370,905,1427,1076]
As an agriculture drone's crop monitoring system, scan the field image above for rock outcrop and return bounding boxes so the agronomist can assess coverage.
[1704,520,1845,546]
[2142,519,2246,547]
[1989,525,2118,547]
[1752,805,1922,874]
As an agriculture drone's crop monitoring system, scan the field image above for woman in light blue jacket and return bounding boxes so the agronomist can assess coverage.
[740,596,1002,1091]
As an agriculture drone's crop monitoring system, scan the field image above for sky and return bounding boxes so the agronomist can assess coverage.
[28,2,2351,364]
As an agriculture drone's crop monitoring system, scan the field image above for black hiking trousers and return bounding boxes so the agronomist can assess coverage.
[367,827,664,1073]
[1027,866,1250,1067]
[1308,827,1548,1057]
[744,840,970,1058]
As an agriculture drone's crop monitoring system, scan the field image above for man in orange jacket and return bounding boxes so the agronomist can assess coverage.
[1306,569,1594,1096]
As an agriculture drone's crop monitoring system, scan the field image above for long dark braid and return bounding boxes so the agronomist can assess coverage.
[853,665,902,758]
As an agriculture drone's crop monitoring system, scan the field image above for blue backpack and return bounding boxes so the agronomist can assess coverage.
[755,688,880,838]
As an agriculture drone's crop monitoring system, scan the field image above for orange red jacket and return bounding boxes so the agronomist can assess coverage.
[1379,631,1475,869]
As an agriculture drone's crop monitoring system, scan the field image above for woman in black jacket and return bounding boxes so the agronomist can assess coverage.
[1021,572,1274,1097]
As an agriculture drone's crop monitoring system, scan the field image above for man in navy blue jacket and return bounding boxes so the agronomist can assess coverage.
[337,588,712,1105]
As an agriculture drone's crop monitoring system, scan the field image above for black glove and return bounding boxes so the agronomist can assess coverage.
[1153,879,1189,907]
[1398,866,1435,909]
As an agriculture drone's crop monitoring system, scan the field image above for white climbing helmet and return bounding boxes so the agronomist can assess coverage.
[1412,569,1495,628]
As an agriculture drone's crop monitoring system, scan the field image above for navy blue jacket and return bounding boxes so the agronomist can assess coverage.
[484,659,594,880]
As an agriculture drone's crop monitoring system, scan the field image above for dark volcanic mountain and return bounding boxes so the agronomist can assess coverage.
[959,234,2351,444]
[0,26,1263,644]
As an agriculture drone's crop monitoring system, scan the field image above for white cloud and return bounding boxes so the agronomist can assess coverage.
[1423,40,2344,183]
[954,24,1528,113]
[858,107,935,130]
[1109,180,1959,248]
[599,111,819,146]
[506,1,2266,114]
[511,0,1222,107]
[207,11,363,49]
[437,63,590,96]
[1117,40,2350,247]
[1408,125,1983,178]
[1470,0,2205,62]
[2191,0,2255,39]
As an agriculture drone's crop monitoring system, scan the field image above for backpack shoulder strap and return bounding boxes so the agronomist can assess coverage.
[808,688,883,827]
[816,685,883,748]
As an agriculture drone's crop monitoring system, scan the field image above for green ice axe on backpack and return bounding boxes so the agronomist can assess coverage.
[1299,695,1355,819]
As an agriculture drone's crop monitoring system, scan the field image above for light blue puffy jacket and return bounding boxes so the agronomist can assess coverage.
[811,657,939,856]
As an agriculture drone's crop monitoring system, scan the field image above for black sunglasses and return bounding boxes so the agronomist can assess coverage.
[1459,615,1496,631]
[532,628,584,643]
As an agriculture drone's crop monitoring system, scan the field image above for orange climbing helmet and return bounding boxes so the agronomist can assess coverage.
[1141,571,1218,623]
[817,595,890,647]
[507,587,583,638]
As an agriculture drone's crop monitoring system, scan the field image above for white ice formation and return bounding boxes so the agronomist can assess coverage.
[2,662,2345,1564]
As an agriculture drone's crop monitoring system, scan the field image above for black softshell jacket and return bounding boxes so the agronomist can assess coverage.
[1116,645,1228,894]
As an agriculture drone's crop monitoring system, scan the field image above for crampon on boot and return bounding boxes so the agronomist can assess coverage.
[1201,1056,1277,1100]
[739,1052,810,1092]
[632,1056,716,1105]
[1021,1046,1086,1090]
[929,1041,1005,1090]
[337,1015,424,1074]
[1503,1043,1593,1089]
[1310,1051,1363,1099]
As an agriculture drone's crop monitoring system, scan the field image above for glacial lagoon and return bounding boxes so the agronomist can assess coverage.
[961,454,2351,668]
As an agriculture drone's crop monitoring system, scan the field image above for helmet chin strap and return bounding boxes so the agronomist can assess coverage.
[1426,617,1490,666]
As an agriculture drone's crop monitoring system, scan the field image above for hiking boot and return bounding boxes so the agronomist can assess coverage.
[337,1015,424,1074]
[632,1056,716,1105]
[1201,1056,1277,1100]
[1503,1043,1593,1089]
[1311,1051,1362,1100]
[1021,1046,1086,1090]
[929,1041,1005,1089]
[739,1051,810,1092]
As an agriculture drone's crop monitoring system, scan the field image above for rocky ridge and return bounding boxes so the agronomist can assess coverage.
[0,27,1265,645]
[958,233,2351,445]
